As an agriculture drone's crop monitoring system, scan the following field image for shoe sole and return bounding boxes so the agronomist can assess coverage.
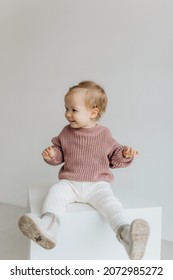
[129,219,150,260]
[18,215,56,250]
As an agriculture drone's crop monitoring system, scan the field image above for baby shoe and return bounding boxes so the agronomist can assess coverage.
[117,219,150,260]
[18,213,58,249]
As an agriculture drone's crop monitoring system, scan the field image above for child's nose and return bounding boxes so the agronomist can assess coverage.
[66,111,71,118]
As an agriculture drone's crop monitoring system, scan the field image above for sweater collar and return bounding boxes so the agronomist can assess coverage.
[68,124,104,135]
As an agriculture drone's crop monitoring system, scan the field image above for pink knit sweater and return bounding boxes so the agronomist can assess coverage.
[44,124,133,182]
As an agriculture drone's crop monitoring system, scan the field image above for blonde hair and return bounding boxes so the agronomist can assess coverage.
[65,80,108,120]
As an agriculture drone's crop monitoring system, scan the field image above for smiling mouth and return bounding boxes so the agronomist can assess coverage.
[69,120,76,125]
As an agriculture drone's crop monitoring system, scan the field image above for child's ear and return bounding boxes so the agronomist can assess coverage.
[91,108,99,119]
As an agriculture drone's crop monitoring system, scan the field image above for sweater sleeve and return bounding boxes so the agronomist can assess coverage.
[106,128,134,168]
[43,135,64,166]
[108,144,134,169]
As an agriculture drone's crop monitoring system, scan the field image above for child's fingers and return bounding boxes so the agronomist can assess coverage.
[124,146,130,154]
[42,146,54,158]
[129,148,138,157]
[123,146,139,158]
[131,149,139,157]
[47,147,55,157]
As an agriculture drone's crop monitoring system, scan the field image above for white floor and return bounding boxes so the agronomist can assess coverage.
[0,202,173,260]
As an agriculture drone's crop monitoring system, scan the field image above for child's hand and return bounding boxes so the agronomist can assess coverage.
[123,146,139,158]
[42,146,56,161]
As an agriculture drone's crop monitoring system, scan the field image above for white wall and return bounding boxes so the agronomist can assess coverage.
[0,0,173,241]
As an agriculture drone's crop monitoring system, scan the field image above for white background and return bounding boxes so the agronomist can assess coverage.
[0,0,173,241]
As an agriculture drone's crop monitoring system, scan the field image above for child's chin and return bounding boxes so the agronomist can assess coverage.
[70,122,79,128]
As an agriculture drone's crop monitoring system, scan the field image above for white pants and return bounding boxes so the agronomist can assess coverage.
[42,180,129,233]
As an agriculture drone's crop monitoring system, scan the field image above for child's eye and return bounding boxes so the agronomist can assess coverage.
[72,109,77,112]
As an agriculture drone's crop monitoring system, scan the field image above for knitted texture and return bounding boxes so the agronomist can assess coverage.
[44,124,133,182]
[42,180,129,231]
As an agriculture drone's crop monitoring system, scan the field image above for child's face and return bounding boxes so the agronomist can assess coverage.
[65,89,97,128]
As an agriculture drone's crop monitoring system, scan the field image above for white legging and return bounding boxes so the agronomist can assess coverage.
[42,180,129,233]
